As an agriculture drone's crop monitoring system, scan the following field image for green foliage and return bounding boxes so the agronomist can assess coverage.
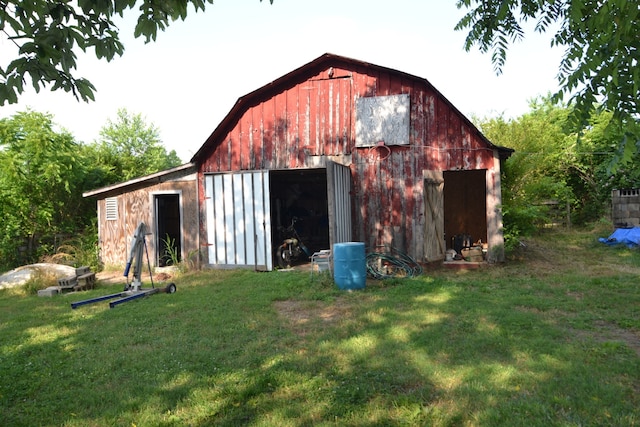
[0,0,206,105]
[161,233,180,266]
[21,270,57,295]
[0,1,275,105]
[49,223,101,272]
[0,110,91,268]
[87,108,183,182]
[0,108,183,271]
[478,96,640,249]
[456,0,640,171]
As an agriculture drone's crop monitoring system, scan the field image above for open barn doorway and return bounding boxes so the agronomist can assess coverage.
[269,169,331,260]
[155,194,181,267]
[203,164,352,271]
[443,170,487,251]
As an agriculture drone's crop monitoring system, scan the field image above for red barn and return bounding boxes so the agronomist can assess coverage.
[192,53,512,270]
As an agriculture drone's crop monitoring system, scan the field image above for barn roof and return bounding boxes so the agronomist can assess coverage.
[83,162,196,198]
[191,53,513,163]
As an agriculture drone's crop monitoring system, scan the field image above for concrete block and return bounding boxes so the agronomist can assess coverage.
[38,287,59,297]
[75,266,91,276]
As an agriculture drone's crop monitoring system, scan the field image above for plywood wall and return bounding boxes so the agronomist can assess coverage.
[96,176,199,269]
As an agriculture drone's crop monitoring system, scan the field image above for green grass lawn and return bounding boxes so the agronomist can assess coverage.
[1,228,639,426]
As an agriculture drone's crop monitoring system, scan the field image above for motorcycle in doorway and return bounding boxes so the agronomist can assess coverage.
[276,217,313,268]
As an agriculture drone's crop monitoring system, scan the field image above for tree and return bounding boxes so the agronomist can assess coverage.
[478,95,640,248]
[456,0,640,169]
[0,110,89,267]
[0,1,270,106]
[478,97,575,245]
[89,108,182,182]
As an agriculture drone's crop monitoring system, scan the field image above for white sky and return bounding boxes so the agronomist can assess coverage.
[0,0,563,162]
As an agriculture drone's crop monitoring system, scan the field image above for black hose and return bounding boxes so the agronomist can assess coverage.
[365,246,423,279]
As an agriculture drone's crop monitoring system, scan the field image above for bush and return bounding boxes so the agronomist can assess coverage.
[22,270,58,295]
[502,204,545,253]
[45,228,100,272]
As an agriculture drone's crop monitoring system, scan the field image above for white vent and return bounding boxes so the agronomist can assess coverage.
[105,197,118,220]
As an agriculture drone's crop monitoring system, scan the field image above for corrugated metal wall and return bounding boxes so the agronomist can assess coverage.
[204,171,272,270]
[327,160,352,245]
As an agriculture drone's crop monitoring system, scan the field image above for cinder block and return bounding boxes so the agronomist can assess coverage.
[77,273,96,290]
[58,276,77,287]
[38,287,59,297]
[75,266,91,276]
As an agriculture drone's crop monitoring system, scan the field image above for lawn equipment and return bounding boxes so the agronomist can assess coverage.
[71,222,176,309]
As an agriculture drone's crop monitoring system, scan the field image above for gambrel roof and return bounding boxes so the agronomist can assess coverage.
[191,53,513,163]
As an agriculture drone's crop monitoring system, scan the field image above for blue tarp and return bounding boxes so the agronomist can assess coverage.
[599,227,640,247]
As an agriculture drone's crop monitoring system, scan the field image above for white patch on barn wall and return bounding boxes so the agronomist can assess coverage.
[355,94,410,147]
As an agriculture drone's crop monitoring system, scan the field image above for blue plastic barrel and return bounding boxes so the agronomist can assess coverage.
[333,242,366,290]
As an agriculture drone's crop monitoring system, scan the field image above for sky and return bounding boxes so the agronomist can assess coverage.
[0,0,564,162]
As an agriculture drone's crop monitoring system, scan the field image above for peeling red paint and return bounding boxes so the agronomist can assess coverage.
[196,55,509,261]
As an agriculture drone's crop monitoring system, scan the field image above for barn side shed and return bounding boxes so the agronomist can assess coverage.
[83,163,199,269]
[191,53,513,270]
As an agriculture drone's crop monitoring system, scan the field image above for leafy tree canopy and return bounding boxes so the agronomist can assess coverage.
[456,0,640,169]
[0,110,88,266]
[89,108,182,182]
[477,95,640,247]
[0,1,269,105]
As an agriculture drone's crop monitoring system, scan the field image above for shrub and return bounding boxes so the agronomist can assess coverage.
[22,270,58,295]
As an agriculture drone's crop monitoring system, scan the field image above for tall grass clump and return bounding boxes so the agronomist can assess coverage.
[48,229,100,271]
[21,269,58,295]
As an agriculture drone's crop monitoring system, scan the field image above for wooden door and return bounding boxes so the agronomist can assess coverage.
[424,170,445,261]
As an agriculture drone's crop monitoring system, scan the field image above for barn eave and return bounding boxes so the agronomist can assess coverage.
[82,162,196,199]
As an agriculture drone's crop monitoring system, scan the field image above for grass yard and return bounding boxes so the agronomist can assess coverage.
[1,226,639,426]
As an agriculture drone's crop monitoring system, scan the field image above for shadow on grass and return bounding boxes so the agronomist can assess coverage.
[0,265,638,426]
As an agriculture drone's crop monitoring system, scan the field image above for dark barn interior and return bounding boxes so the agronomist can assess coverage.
[269,169,331,258]
[443,169,488,252]
[155,194,181,266]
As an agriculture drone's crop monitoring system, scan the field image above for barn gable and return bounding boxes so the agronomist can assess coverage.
[192,53,513,268]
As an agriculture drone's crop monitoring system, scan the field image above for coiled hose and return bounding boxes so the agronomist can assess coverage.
[366,246,423,279]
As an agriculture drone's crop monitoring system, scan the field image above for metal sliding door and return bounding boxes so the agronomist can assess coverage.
[327,160,352,245]
[204,171,272,270]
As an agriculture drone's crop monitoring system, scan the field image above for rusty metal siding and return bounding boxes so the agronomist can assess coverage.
[197,62,501,262]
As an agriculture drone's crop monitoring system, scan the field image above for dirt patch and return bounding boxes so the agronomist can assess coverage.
[571,321,640,358]
[274,299,352,336]
[96,271,125,285]
[96,270,175,286]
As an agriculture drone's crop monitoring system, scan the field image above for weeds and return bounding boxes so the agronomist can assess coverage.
[45,230,100,271]
[161,233,180,267]
[160,236,201,273]
[21,269,58,295]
